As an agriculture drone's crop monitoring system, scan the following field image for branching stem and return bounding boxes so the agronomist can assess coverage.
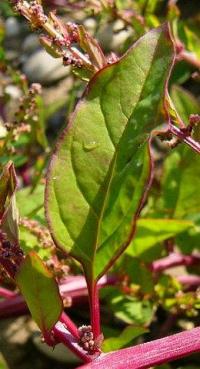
[169,123,200,155]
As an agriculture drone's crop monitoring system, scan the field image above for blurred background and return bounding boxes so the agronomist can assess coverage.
[0,1,200,369]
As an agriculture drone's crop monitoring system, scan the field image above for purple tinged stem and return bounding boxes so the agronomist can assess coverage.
[53,322,92,363]
[151,252,200,272]
[77,326,200,369]
[177,274,200,287]
[0,287,17,299]
[169,124,200,155]
[87,280,101,340]
[0,274,116,320]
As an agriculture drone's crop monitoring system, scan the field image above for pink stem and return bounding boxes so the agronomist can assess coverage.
[0,275,116,319]
[0,294,28,318]
[0,287,17,299]
[77,326,200,369]
[177,274,200,287]
[60,312,79,339]
[151,252,200,272]
[169,124,200,155]
[87,281,101,340]
[178,50,200,69]
[53,322,92,363]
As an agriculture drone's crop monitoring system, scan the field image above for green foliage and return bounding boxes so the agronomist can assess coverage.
[16,252,63,333]
[0,0,200,366]
[126,218,193,259]
[102,325,148,352]
[0,161,19,243]
[16,184,45,222]
[46,24,174,283]
[0,353,9,369]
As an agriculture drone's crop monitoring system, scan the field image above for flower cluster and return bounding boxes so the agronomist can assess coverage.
[0,231,24,279]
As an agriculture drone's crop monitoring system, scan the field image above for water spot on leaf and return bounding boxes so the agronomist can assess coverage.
[83,141,99,151]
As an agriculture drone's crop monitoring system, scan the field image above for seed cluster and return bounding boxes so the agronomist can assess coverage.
[5,82,42,147]
[14,0,101,74]
[78,325,95,353]
[0,231,24,279]
[20,218,54,249]
[15,0,47,28]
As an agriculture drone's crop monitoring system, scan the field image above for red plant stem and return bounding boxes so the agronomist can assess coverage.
[169,124,200,155]
[0,287,17,299]
[179,50,200,69]
[177,274,200,287]
[77,326,200,369]
[60,312,79,339]
[87,281,101,339]
[0,275,116,319]
[151,252,200,273]
[0,294,28,318]
[53,322,92,363]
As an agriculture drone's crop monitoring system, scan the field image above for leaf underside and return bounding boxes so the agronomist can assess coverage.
[45,24,174,282]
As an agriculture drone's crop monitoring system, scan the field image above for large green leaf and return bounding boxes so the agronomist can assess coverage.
[16,252,63,333]
[45,24,174,282]
[126,218,193,257]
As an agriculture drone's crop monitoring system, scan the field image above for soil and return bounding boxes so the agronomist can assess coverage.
[0,317,78,369]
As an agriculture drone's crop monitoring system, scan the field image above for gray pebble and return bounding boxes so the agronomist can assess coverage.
[23,49,70,84]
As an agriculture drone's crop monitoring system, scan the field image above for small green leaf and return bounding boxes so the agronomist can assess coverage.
[16,252,63,333]
[171,85,200,124]
[19,225,52,260]
[160,148,200,220]
[0,353,9,369]
[46,25,174,282]
[16,184,44,222]
[78,25,107,71]
[0,162,19,243]
[111,295,154,325]
[102,325,148,352]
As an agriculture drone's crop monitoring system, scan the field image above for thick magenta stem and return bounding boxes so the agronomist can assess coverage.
[151,252,200,272]
[177,274,200,287]
[77,326,200,369]
[87,281,101,339]
[0,294,28,318]
[0,287,17,299]
[53,322,92,363]
[0,275,116,320]
[169,124,200,155]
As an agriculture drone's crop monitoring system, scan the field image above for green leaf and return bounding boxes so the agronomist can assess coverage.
[126,218,193,258]
[45,25,174,282]
[178,23,200,59]
[111,294,154,325]
[16,252,63,333]
[118,255,154,292]
[19,225,51,260]
[160,147,200,220]
[0,353,9,369]
[0,162,19,243]
[16,184,45,222]
[102,325,148,352]
[171,85,200,124]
